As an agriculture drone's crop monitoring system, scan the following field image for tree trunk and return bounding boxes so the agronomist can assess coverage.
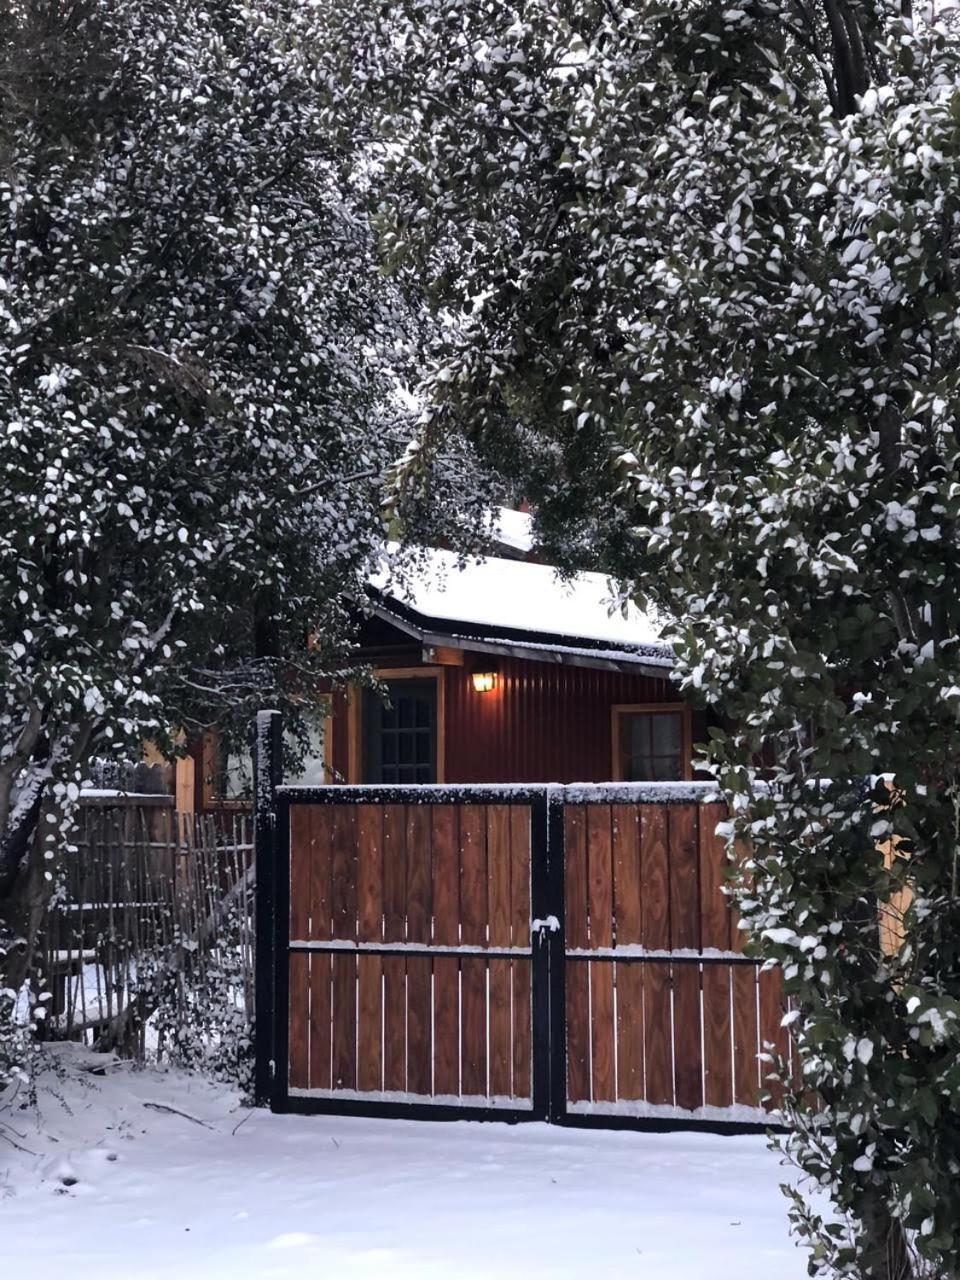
[0,722,95,998]
[859,1191,915,1280]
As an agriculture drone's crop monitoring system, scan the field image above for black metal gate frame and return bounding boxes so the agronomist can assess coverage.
[253,711,774,1135]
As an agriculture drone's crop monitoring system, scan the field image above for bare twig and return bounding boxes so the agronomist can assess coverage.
[143,1101,215,1129]
[0,1126,39,1157]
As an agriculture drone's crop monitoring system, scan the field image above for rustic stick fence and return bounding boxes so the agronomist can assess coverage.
[40,795,254,1074]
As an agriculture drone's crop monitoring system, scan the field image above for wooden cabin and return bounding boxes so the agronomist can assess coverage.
[177,515,708,810]
[327,548,705,787]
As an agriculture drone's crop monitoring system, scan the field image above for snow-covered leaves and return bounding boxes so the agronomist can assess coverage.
[0,1,411,797]
[0,1,421,1062]
[365,1,960,1274]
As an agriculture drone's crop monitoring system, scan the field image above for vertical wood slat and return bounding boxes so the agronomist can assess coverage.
[331,953,357,1090]
[587,806,614,949]
[289,806,312,941]
[703,964,734,1108]
[564,807,589,948]
[431,807,460,1097]
[587,807,615,1102]
[644,962,673,1105]
[309,951,332,1090]
[356,807,383,943]
[432,806,460,945]
[510,807,532,1100]
[733,964,760,1107]
[303,806,333,1091]
[668,805,700,950]
[487,807,512,1098]
[640,807,670,950]
[331,807,358,942]
[615,963,644,1100]
[357,954,382,1092]
[612,806,643,1104]
[288,806,312,1090]
[564,808,590,1103]
[309,805,334,941]
[566,962,591,1104]
[330,808,358,1090]
[288,951,310,1089]
[699,802,732,951]
[405,807,432,944]
[405,807,432,1095]
[355,806,383,1093]
[759,967,789,1109]
[459,806,487,1097]
[382,806,407,1093]
[612,806,641,945]
[406,956,433,1096]
[672,965,703,1110]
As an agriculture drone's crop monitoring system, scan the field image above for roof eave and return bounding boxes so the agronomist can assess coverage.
[368,599,676,680]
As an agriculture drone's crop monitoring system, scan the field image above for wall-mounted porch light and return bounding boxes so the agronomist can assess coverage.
[471,671,497,693]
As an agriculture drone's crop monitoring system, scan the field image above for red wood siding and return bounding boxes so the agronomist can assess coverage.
[330,657,706,785]
[444,659,679,784]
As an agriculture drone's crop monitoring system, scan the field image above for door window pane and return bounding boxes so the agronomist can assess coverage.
[363,680,437,784]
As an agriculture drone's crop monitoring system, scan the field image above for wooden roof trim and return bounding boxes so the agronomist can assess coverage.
[367,600,677,680]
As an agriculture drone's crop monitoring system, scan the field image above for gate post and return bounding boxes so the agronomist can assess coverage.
[546,787,567,1123]
[253,710,283,1106]
[531,786,568,1122]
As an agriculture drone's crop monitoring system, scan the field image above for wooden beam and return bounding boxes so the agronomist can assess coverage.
[422,645,465,667]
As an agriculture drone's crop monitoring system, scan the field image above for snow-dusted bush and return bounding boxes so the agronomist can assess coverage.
[142,910,254,1094]
[0,960,40,1089]
[366,2,960,1276]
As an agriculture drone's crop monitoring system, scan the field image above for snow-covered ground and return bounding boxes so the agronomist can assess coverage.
[1,1047,806,1280]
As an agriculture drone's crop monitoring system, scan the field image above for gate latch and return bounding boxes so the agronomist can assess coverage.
[531,915,560,945]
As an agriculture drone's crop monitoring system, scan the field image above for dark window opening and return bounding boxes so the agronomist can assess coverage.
[362,680,437,784]
[617,709,685,782]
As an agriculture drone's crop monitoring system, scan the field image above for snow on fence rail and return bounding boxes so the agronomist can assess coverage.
[39,797,254,1074]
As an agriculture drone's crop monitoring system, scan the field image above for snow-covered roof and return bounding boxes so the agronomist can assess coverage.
[368,547,674,675]
[491,507,535,555]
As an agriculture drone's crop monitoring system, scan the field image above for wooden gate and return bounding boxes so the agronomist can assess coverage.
[560,795,792,1124]
[269,785,550,1121]
[255,718,794,1130]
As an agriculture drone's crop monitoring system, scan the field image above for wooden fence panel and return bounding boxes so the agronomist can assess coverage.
[562,797,778,1122]
[44,800,254,1066]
